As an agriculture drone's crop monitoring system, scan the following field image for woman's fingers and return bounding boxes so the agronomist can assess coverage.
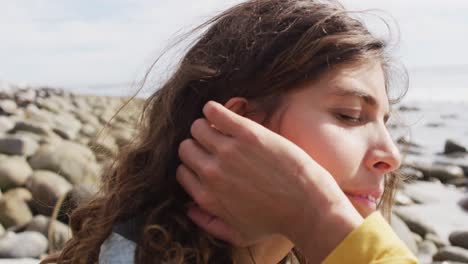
[176,164,207,205]
[187,206,249,247]
[190,118,228,154]
[202,101,258,139]
[178,138,212,177]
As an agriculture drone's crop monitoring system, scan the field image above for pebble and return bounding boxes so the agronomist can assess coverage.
[0,156,33,190]
[0,231,47,258]
[433,246,468,263]
[26,170,73,216]
[26,215,71,251]
[0,135,39,156]
[391,213,418,253]
[0,116,15,133]
[0,197,33,228]
[449,231,468,250]
[445,139,467,154]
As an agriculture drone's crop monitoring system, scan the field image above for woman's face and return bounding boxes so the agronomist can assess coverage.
[264,61,401,218]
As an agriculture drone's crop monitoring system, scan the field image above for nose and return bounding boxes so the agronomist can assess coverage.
[366,124,402,174]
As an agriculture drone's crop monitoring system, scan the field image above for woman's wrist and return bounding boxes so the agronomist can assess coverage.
[285,163,364,262]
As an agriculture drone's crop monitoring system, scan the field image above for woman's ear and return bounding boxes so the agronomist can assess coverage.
[224,97,265,124]
[224,97,249,116]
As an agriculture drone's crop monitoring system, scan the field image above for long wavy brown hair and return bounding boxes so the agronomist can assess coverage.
[42,0,408,263]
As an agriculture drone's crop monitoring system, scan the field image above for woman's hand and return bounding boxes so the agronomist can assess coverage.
[177,101,363,259]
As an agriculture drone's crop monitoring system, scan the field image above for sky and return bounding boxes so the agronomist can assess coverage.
[1,0,467,96]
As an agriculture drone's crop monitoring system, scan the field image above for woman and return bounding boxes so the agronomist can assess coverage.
[42,0,416,263]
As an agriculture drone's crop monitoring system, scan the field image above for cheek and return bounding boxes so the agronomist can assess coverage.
[281,120,363,186]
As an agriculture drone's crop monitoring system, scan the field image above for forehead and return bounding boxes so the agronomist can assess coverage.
[323,62,390,109]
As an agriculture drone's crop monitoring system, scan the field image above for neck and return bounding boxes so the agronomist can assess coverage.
[234,235,294,264]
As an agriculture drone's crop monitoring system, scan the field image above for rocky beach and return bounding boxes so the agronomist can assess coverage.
[0,82,467,263]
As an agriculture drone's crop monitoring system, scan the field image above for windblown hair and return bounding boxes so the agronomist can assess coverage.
[43,0,407,263]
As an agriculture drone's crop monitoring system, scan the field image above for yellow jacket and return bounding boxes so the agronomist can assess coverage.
[323,211,419,264]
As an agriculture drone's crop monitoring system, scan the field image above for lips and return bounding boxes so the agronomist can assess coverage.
[344,190,383,213]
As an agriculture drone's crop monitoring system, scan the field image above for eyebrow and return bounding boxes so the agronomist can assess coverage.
[328,87,391,122]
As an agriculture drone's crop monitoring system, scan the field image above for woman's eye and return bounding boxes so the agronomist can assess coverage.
[337,114,361,124]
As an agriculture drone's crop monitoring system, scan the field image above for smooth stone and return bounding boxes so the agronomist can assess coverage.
[0,99,17,115]
[3,188,33,203]
[0,156,33,190]
[395,191,415,206]
[26,170,72,216]
[110,127,135,147]
[417,240,438,264]
[26,215,71,251]
[390,213,418,253]
[0,197,33,229]
[395,182,468,244]
[0,224,4,237]
[0,259,39,264]
[459,196,468,212]
[50,112,82,140]
[399,166,424,181]
[0,135,39,156]
[433,246,468,263]
[449,231,468,250]
[89,135,119,161]
[14,89,36,106]
[435,154,468,176]
[446,177,468,187]
[0,231,47,258]
[13,120,53,137]
[399,105,420,111]
[23,104,53,123]
[0,117,14,133]
[425,164,464,183]
[426,122,444,128]
[445,140,467,154]
[28,141,99,185]
[402,181,465,204]
[426,233,448,248]
[419,240,438,256]
[79,123,98,138]
[394,209,437,237]
[57,184,97,223]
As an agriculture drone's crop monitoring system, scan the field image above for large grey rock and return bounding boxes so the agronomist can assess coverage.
[0,197,33,228]
[28,141,99,185]
[26,215,71,251]
[402,181,465,204]
[394,208,437,237]
[396,182,468,244]
[0,231,47,258]
[0,116,14,133]
[26,170,72,216]
[433,246,468,263]
[410,162,465,183]
[0,156,33,190]
[390,213,418,254]
[445,139,467,154]
[449,231,468,250]
[0,135,39,156]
